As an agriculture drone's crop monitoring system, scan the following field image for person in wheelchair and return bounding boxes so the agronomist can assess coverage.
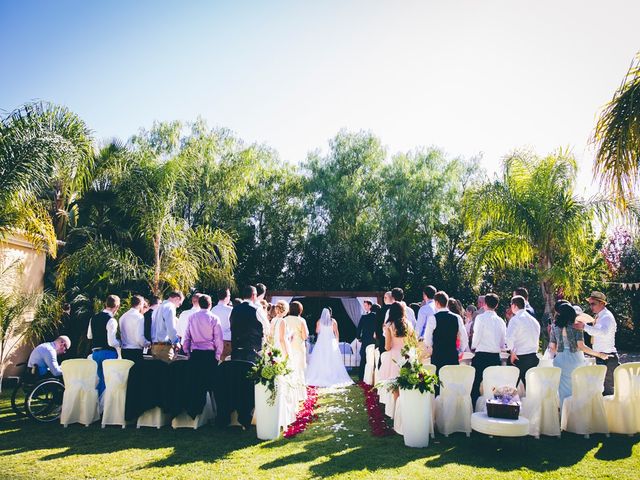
[27,336,71,379]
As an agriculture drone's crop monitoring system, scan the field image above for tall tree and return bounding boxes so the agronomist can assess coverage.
[465,150,603,322]
[593,52,640,207]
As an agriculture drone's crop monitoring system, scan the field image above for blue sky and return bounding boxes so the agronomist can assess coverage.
[1,0,639,190]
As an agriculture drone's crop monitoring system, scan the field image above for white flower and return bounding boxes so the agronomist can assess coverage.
[406,347,418,364]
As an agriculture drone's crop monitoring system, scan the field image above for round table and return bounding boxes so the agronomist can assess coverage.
[471,412,530,437]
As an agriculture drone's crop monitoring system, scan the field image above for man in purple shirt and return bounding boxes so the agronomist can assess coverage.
[183,294,223,394]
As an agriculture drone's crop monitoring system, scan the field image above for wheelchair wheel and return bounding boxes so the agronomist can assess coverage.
[26,379,65,423]
[10,381,28,417]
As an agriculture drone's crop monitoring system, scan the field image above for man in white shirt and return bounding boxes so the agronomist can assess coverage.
[470,293,506,406]
[177,293,202,341]
[384,287,416,329]
[575,291,619,395]
[212,287,233,360]
[151,291,184,363]
[416,285,437,340]
[253,282,270,338]
[119,295,150,363]
[506,295,540,387]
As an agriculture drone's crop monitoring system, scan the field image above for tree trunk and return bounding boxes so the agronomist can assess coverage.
[539,256,555,350]
[153,233,161,297]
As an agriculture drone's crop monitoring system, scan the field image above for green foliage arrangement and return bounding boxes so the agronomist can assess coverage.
[379,336,438,395]
[248,341,292,405]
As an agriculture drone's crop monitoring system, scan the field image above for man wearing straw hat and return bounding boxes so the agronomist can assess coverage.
[575,291,619,395]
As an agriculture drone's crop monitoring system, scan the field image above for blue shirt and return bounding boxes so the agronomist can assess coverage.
[151,300,179,344]
[27,342,62,377]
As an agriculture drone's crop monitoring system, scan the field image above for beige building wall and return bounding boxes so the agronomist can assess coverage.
[0,233,47,377]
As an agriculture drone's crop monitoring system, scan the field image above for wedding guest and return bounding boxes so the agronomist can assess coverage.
[151,291,184,363]
[183,294,224,394]
[548,302,609,406]
[504,305,514,323]
[232,297,242,307]
[144,296,161,344]
[424,291,468,377]
[464,304,476,347]
[417,285,437,341]
[506,295,540,387]
[375,291,393,354]
[283,301,309,397]
[87,294,120,396]
[177,293,201,342]
[387,287,417,329]
[513,286,535,317]
[356,301,377,380]
[470,293,505,407]
[271,300,291,357]
[119,295,150,363]
[378,302,412,385]
[472,295,486,321]
[574,291,619,395]
[27,336,71,378]
[211,288,233,361]
[230,285,264,362]
[447,298,464,317]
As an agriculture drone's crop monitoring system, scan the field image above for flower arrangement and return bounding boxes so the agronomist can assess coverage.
[248,341,292,405]
[491,385,520,404]
[486,385,521,419]
[380,337,438,394]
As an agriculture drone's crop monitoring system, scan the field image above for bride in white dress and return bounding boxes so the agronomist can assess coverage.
[305,308,354,388]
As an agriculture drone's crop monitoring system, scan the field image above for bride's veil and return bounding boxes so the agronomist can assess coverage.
[319,308,332,327]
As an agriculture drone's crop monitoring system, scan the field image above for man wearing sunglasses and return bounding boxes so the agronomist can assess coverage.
[27,336,71,378]
[575,291,619,395]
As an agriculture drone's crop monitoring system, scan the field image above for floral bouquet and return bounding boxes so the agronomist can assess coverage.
[486,385,521,419]
[248,341,292,405]
[380,337,438,394]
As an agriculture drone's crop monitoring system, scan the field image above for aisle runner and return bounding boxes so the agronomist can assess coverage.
[358,382,394,437]
[283,386,319,438]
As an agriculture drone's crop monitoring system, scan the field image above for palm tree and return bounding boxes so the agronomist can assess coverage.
[593,52,640,206]
[465,150,602,322]
[0,102,94,254]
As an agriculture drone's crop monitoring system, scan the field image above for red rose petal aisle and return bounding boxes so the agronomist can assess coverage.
[283,386,319,438]
[358,381,395,437]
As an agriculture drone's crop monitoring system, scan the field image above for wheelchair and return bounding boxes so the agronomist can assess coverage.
[10,362,65,423]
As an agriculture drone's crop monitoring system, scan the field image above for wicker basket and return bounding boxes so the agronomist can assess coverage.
[486,400,520,420]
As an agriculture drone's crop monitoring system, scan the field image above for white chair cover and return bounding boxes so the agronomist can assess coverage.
[435,365,475,436]
[520,367,561,438]
[363,344,376,385]
[172,392,215,429]
[101,359,134,428]
[373,348,381,384]
[475,365,520,413]
[60,359,100,427]
[561,365,609,437]
[350,339,361,367]
[137,407,169,429]
[603,362,640,435]
[394,364,436,437]
[537,353,554,368]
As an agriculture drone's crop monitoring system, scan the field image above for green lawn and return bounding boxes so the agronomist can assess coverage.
[0,383,638,480]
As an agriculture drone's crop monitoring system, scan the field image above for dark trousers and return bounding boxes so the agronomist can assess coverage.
[471,352,501,408]
[190,350,219,392]
[596,353,619,396]
[121,348,144,363]
[507,352,539,388]
[231,348,259,363]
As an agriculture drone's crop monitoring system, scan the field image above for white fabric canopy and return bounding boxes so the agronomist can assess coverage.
[338,297,363,327]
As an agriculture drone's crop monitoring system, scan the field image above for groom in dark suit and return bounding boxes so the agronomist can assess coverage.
[230,285,264,363]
